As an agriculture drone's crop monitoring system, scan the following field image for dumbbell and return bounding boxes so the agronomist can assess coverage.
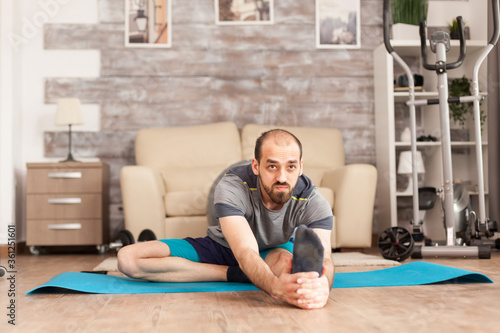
[109,229,157,251]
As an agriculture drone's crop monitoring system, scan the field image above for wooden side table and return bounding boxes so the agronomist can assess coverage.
[26,162,109,254]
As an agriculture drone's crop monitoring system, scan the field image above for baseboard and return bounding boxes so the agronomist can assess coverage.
[0,242,26,257]
[17,242,27,254]
[338,248,365,253]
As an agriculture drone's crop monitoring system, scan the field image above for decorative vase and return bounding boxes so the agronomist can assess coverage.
[400,127,411,142]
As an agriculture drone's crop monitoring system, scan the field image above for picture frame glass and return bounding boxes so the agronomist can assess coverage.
[316,0,361,49]
[216,0,274,25]
[125,0,172,48]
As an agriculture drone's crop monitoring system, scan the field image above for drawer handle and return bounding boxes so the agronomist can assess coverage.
[48,223,82,230]
[47,198,82,204]
[48,172,82,179]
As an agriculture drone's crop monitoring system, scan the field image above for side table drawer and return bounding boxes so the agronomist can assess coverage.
[27,167,103,194]
[26,194,102,219]
[26,219,103,245]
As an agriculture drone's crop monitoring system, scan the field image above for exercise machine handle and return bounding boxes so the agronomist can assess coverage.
[383,0,500,62]
[419,16,466,71]
[490,0,500,46]
[382,0,394,54]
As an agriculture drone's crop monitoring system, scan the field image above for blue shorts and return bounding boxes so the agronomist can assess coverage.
[158,237,294,266]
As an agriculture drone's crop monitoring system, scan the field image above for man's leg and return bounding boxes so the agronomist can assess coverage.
[264,248,293,277]
[225,247,292,284]
[117,240,228,282]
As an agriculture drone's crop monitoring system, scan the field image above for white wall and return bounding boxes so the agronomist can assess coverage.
[427,1,487,41]
[0,0,17,245]
[0,0,101,243]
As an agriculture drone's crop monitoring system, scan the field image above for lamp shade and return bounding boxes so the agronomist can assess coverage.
[397,151,425,175]
[55,98,84,126]
[134,9,148,32]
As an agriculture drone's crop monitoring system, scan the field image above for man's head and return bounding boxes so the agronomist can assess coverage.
[252,129,304,209]
[254,129,303,163]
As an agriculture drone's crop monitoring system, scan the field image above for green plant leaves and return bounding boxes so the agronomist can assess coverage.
[391,0,429,26]
[448,76,486,130]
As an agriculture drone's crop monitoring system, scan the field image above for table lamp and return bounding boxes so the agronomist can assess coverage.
[397,150,425,194]
[55,98,84,162]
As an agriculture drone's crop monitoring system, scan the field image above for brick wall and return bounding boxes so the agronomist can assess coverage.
[43,0,383,237]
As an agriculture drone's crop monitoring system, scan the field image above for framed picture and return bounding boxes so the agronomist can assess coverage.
[316,0,361,49]
[125,0,172,48]
[215,0,274,25]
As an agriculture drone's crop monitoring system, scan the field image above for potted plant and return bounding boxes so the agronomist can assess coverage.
[448,76,486,140]
[391,0,429,39]
[448,18,470,40]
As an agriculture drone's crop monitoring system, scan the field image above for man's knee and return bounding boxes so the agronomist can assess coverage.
[117,245,141,278]
[277,251,292,264]
[266,249,292,267]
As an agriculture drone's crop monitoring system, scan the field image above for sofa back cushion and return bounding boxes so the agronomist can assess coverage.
[135,122,242,169]
[241,124,345,186]
[135,122,242,216]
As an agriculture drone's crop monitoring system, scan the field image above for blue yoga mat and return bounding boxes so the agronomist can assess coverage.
[26,262,492,295]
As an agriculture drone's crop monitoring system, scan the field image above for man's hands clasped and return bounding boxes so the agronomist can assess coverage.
[272,258,330,310]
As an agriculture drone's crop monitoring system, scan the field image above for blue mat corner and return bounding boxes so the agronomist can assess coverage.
[26,261,493,295]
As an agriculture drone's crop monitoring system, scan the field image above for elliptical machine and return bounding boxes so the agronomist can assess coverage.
[378,0,499,261]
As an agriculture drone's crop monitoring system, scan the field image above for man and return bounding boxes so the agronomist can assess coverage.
[118,129,335,309]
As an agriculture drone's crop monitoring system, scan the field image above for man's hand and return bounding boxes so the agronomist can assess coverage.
[272,257,331,310]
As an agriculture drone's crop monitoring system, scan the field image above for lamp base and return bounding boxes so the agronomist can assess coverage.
[398,175,414,195]
[60,153,80,163]
[59,124,81,163]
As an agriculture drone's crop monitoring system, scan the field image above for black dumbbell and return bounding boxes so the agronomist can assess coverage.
[138,229,157,242]
[109,229,157,251]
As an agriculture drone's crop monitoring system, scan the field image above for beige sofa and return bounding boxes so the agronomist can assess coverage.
[120,122,377,249]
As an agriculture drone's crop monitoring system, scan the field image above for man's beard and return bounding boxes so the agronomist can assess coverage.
[261,180,294,205]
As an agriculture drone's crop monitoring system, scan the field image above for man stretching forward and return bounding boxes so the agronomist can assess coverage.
[118,129,334,309]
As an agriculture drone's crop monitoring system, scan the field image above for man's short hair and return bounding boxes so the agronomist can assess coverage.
[254,129,303,162]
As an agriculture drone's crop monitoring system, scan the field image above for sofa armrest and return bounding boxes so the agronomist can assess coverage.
[120,166,166,240]
[321,164,377,249]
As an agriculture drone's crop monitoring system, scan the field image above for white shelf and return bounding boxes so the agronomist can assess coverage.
[374,40,490,238]
[394,91,487,103]
[396,191,489,197]
[395,141,488,148]
[390,39,488,56]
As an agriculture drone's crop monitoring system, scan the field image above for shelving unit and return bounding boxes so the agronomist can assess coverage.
[374,39,490,240]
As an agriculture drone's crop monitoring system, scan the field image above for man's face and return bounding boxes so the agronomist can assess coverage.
[251,137,303,209]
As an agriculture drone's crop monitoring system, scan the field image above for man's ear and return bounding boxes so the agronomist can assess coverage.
[251,158,259,176]
[299,158,304,176]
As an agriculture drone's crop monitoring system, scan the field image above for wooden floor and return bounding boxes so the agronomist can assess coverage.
[1,248,500,333]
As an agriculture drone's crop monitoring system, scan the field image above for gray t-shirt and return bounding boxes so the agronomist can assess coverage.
[207,162,333,250]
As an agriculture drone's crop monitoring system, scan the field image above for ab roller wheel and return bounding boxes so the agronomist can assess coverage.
[0,266,7,278]
[378,226,414,262]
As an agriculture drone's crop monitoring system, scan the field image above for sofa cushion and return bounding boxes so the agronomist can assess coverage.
[135,122,242,169]
[160,166,228,192]
[303,167,329,188]
[161,165,229,216]
[164,190,208,216]
[164,216,208,238]
[317,187,334,209]
[241,124,345,171]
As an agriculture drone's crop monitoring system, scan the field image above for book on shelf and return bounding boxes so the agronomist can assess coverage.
[394,86,424,92]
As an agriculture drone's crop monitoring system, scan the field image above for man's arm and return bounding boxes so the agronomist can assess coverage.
[220,216,320,308]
